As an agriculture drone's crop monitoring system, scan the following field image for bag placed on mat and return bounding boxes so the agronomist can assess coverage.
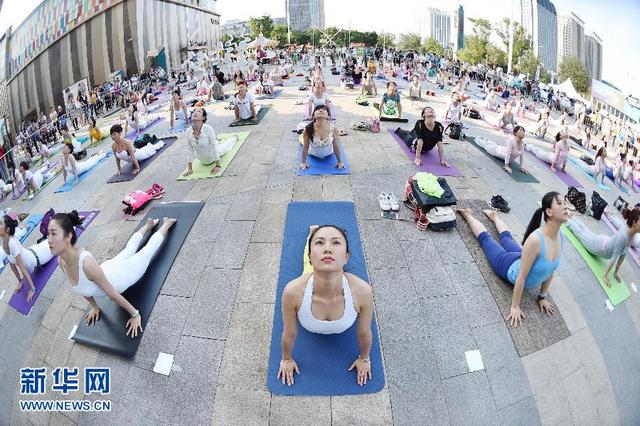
[40,208,55,237]
[368,117,380,133]
[580,155,594,166]
[613,196,629,213]
[591,190,608,220]
[122,184,165,216]
[468,108,481,119]
[134,134,157,149]
[567,186,587,214]
[444,122,463,140]
[426,206,456,231]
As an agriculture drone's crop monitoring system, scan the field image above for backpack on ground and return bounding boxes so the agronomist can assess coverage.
[425,206,457,231]
[122,184,165,217]
[368,117,380,133]
[134,134,157,149]
[591,190,608,220]
[444,122,463,140]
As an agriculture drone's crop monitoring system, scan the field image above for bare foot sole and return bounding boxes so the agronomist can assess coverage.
[146,218,160,229]
[482,209,497,221]
[162,217,177,228]
[456,208,473,218]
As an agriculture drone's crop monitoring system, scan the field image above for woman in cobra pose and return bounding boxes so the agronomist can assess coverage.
[300,105,344,171]
[278,225,374,386]
[360,72,377,97]
[49,211,176,337]
[1,215,54,302]
[110,124,165,176]
[19,161,57,197]
[88,117,103,146]
[527,131,570,173]
[475,126,528,174]
[61,143,108,186]
[169,90,189,129]
[128,92,148,132]
[573,146,607,185]
[306,80,333,119]
[566,208,640,287]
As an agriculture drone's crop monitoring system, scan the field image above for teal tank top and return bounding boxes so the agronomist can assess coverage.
[507,230,562,288]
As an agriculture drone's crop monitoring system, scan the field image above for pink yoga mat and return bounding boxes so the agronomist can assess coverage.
[387,129,462,177]
[526,151,582,188]
[8,211,99,316]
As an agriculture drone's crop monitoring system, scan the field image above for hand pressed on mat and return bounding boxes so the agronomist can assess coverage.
[348,357,372,386]
[126,315,143,338]
[277,359,300,386]
[538,299,555,315]
[85,307,101,326]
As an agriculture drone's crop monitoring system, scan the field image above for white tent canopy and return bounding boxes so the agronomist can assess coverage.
[552,78,583,100]
[247,34,274,48]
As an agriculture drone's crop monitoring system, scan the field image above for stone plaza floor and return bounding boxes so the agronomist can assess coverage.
[0,68,639,425]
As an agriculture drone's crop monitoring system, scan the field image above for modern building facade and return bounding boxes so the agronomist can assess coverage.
[286,0,325,31]
[221,19,251,37]
[452,5,464,51]
[532,0,558,72]
[584,31,602,81]
[2,0,220,131]
[556,9,585,66]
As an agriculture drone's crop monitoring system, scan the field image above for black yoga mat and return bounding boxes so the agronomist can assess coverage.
[71,201,204,358]
[106,136,178,183]
[228,106,269,127]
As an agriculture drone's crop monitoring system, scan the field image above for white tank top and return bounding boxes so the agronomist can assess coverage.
[71,251,104,298]
[297,274,357,335]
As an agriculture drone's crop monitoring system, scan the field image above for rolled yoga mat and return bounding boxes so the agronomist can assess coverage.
[54,153,113,193]
[71,202,204,358]
[267,201,385,396]
[0,214,44,274]
[526,150,582,188]
[106,137,177,183]
[125,116,164,138]
[369,104,408,122]
[177,132,251,180]
[297,137,350,176]
[387,129,462,177]
[465,135,539,183]
[560,222,631,306]
[9,211,99,316]
[229,106,268,127]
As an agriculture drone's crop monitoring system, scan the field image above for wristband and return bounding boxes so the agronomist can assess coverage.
[537,294,547,301]
[359,357,370,363]
[131,310,140,318]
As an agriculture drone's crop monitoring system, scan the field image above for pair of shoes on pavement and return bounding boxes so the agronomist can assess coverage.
[378,192,400,211]
[491,195,510,213]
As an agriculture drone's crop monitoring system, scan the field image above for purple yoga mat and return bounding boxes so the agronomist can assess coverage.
[125,116,164,138]
[106,136,177,183]
[387,129,462,177]
[602,213,640,267]
[527,151,582,188]
[8,210,100,316]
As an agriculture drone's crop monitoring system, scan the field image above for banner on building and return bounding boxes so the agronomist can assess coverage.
[62,77,89,113]
[591,79,625,111]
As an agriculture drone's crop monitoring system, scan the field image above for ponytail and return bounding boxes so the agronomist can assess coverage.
[3,215,19,236]
[622,208,640,228]
[522,191,560,244]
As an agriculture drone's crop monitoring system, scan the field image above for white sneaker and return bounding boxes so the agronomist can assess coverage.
[387,193,400,211]
[378,192,391,211]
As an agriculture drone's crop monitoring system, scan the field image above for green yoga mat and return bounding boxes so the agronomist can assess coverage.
[229,107,268,127]
[560,224,631,305]
[177,132,251,180]
[466,135,539,183]
[22,168,63,201]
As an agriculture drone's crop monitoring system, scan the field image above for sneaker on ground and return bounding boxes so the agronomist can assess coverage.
[491,195,510,213]
[378,192,391,211]
[387,193,400,211]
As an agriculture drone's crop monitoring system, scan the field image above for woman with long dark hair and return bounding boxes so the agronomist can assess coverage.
[457,191,569,327]
[299,105,343,171]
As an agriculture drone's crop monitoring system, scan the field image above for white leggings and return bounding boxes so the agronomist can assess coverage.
[133,141,165,162]
[610,216,640,247]
[476,138,507,161]
[128,113,148,129]
[566,219,609,257]
[101,231,165,294]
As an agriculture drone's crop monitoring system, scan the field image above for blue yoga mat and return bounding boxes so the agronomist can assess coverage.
[267,202,384,396]
[0,214,43,273]
[54,153,112,193]
[568,157,610,191]
[297,144,351,176]
[164,120,191,134]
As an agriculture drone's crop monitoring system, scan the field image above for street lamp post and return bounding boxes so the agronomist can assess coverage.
[286,0,291,45]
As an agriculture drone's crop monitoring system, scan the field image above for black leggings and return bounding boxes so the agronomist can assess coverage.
[395,128,417,149]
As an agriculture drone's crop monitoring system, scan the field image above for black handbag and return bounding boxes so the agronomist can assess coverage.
[567,186,587,214]
[591,191,608,220]
[445,122,463,140]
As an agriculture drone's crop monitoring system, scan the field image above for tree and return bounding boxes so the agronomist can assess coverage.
[248,16,273,39]
[469,18,492,41]
[399,33,422,51]
[422,37,445,56]
[558,56,590,95]
[457,36,487,64]
[271,25,288,47]
[486,44,507,69]
[518,50,539,79]
[494,18,532,64]
[377,32,395,48]
[540,68,551,84]
[291,29,311,46]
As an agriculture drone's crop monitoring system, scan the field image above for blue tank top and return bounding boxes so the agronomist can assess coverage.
[507,230,562,288]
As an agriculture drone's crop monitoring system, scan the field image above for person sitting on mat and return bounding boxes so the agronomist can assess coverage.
[408,75,422,100]
[128,92,149,132]
[209,78,226,102]
[378,82,402,119]
[278,224,374,386]
[496,102,517,131]
[50,211,176,337]
[457,191,568,327]
[395,106,450,168]
[9,163,24,197]
[183,108,238,177]
[475,126,528,174]
[300,105,344,171]
[37,140,60,167]
[61,143,109,186]
[1,214,54,302]
[232,81,257,123]
[484,89,498,111]
[310,65,324,87]
[566,208,640,287]
[360,72,377,97]
[573,146,608,185]
[169,90,189,129]
[444,91,463,124]
[307,80,332,119]
[88,117,103,146]
[19,161,56,197]
[110,124,165,176]
[527,131,570,173]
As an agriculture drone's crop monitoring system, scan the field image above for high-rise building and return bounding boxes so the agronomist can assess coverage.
[584,31,603,81]
[420,6,464,51]
[514,0,535,36]
[286,0,325,31]
[557,9,585,66]
[531,0,558,72]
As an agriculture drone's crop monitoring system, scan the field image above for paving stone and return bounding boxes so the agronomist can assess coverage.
[457,285,504,329]
[183,268,241,339]
[269,395,331,425]
[235,243,281,304]
[207,220,254,269]
[211,385,270,425]
[430,321,479,380]
[443,371,500,426]
[332,389,393,426]
[359,220,406,270]
[44,306,84,368]
[562,367,599,425]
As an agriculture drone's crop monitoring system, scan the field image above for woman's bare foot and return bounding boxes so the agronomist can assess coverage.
[482,209,497,222]
[144,218,160,232]
[456,208,473,219]
[158,217,177,235]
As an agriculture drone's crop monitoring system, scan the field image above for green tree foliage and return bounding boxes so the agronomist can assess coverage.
[423,37,445,56]
[377,33,396,48]
[457,36,487,64]
[271,25,289,47]
[540,68,551,84]
[494,18,532,64]
[291,30,311,46]
[486,44,507,68]
[400,33,422,51]
[248,16,273,38]
[518,50,539,78]
[349,30,378,46]
[469,18,492,41]
[558,56,591,95]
